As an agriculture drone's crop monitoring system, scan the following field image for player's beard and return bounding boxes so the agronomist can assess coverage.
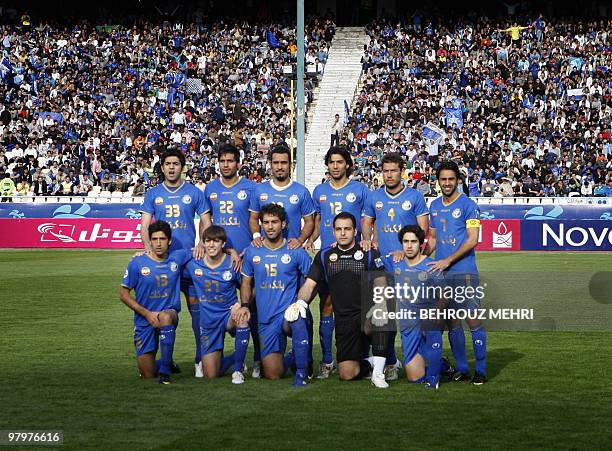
[274,173,289,182]
[442,185,458,198]
[221,169,238,180]
[385,180,402,192]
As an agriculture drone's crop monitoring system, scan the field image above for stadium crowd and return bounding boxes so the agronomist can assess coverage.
[0,11,335,197]
[344,11,612,197]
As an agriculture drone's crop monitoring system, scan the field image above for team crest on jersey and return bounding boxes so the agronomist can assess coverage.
[354,250,364,261]
[375,201,384,210]
[210,192,218,201]
[222,270,233,281]
[260,193,269,201]
[346,192,356,203]
[418,271,428,282]
[281,253,291,264]
[194,268,204,277]
[237,190,247,200]
[253,256,261,264]
[402,200,412,211]
[154,197,164,205]
[182,195,192,205]
[432,211,438,218]
[289,194,299,205]
[141,267,151,276]
[169,262,178,272]
[329,253,338,262]
[452,208,462,218]
[319,195,327,203]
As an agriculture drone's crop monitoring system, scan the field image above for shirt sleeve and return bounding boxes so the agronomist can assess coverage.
[140,190,155,215]
[363,190,376,218]
[241,247,254,277]
[312,185,321,215]
[248,186,260,212]
[360,183,370,217]
[121,258,139,289]
[199,186,211,215]
[297,248,312,276]
[306,250,325,284]
[414,191,429,216]
[465,199,481,228]
[300,186,316,217]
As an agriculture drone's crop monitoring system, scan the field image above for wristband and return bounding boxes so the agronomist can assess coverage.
[252,232,261,240]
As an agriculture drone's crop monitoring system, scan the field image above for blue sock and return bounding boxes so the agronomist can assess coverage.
[188,304,201,363]
[159,325,176,375]
[386,330,398,365]
[423,331,443,380]
[449,327,469,374]
[220,352,235,376]
[319,315,334,364]
[471,327,487,376]
[283,350,296,375]
[306,309,314,366]
[234,327,250,372]
[410,376,426,383]
[290,317,310,379]
[249,310,261,362]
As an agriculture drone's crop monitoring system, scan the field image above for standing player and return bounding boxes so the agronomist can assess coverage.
[293,212,392,388]
[140,148,208,377]
[428,160,487,385]
[184,225,250,384]
[202,144,256,255]
[240,204,312,386]
[248,144,315,377]
[307,146,370,378]
[362,152,429,379]
[119,221,192,384]
[384,225,451,389]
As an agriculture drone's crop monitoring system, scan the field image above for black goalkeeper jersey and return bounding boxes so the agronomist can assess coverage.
[308,244,386,318]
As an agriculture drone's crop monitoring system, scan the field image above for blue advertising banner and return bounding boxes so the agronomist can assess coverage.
[478,203,612,221]
[520,220,612,251]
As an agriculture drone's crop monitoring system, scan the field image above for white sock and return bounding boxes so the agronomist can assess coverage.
[372,356,386,376]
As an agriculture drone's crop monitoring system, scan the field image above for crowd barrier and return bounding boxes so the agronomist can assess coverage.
[0,197,610,251]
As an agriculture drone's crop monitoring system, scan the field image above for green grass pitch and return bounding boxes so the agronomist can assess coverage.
[1,250,611,449]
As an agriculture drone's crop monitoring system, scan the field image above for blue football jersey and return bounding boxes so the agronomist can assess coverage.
[141,182,207,252]
[312,179,370,249]
[203,177,256,253]
[249,180,315,239]
[429,193,480,273]
[122,249,192,326]
[241,241,312,323]
[364,185,429,256]
[184,255,240,315]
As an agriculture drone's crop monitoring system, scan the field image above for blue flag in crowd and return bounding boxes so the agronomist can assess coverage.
[445,107,463,128]
[522,94,534,109]
[266,30,282,48]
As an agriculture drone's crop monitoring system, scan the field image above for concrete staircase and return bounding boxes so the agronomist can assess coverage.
[304,27,368,191]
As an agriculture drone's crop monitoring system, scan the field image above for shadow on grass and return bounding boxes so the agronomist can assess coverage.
[486,347,524,380]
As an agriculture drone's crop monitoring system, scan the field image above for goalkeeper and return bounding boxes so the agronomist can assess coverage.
[291,212,393,389]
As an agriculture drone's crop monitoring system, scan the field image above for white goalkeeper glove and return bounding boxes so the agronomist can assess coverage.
[284,299,308,322]
[366,303,388,327]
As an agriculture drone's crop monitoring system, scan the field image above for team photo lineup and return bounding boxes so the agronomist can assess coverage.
[126,144,486,388]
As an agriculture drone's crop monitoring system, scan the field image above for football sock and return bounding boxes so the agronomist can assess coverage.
[319,315,335,364]
[289,317,310,379]
[306,309,314,366]
[357,359,373,379]
[159,325,176,375]
[283,350,296,375]
[449,326,469,374]
[372,356,386,376]
[385,330,398,365]
[471,326,487,375]
[220,352,235,376]
[234,326,250,373]
[409,376,426,384]
[423,330,443,380]
[187,303,201,363]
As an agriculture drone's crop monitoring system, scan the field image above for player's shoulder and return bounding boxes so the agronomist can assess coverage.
[430,195,443,209]
[460,193,478,208]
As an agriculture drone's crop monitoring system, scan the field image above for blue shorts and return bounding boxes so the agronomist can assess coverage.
[134,324,158,356]
[181,277,197,298]
[258,313,290,359]
[445,272,482,311]
[200,309,234,356]
[401,327,424,366]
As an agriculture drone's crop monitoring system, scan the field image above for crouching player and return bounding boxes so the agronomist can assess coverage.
[240,204,312,386]
[384,225,452,389]
[294,212,392,388]
[184,225,250,384]
[119,221,192,384]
